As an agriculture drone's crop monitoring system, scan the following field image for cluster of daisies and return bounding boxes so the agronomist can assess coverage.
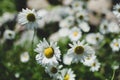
[17,1,102,79]
[0,0,119,79]
[34,38,100,79]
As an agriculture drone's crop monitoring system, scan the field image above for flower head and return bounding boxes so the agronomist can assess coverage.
[4,29,15,40]
[66,41,95,63]
[69,27,82,41]
[110,39,120,52]
[34,38,61,66]
[45,65,62,79]
[18,8,40,29]
[58,68,76,80]
[20,52,30,63]
[89,59,101,72]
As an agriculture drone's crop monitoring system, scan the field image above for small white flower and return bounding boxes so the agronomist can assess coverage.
[18,8,40,29]
[63,54,73,65]
[89,59,101,72]
[14,72,20,78]
[66,41,95,63]
[71,1,84,11]
[112,65,119,70]
[45,65,62,79]
[69,27,82,41]
[34,38,61,66]
[108,22,120,34]
[85,33,104,45]
[4,29,15,40]
[110,39,120,52]
[58,28,70,37]
[99,20,109,34]
[78,21,90,32]
[82,54,96,66]
[76,10,89,23]
[113,4,120,18]
[58,68,76,80]
[20,52,30,63]
[59,16,74,28]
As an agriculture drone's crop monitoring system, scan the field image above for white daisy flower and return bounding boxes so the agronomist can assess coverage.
[76,10,89,23]
[66,41,95,63]
[85,33,104,45]
[82,54,96,66]
[113,3,120,18]
[78,21,90,32]
[89,59,101,72]
[58,68,76,80]
[110,39,120,52]
[34,38,61,66]
[99,20,109,34]
[18,8,40,29]
[20,52,30,63]
[3,29,15,40]
[108,22,120,34]
[59,16,74,28]
[69,27,82,41]
[58,28,70,37]
[71,1,84,11]
[63,54,73,65]
[45,65,62,79]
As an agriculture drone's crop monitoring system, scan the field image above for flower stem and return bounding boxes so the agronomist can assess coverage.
[31,28,36,53]
[111,69,116,80]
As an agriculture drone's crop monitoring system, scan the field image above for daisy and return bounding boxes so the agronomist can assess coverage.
[69,27,82,41]
[85,33,104,45]
[110,39,120,52]
[113,3,120,18]
[108,22,120,34]
[78,21,90,32]
[76,10,89,23]
[71,1,84,11]
[18,8,40,29]
[20,52,30,63]
[99,20,109,34]
[59,16,74,28]
[58,28,70,37]
[82,54,96,66]
[3,29,15,40]
[63,53,73,65]
[89,59,101,72]
[66,41,95,63]
[34,38,61,66]
[45,65,62,79]
[58,68,76,80]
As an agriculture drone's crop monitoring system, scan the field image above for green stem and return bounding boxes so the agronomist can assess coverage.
[111,69,116,80]
[31,29,36,53]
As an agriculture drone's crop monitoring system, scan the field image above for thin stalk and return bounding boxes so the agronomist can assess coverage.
[111,69,116,80]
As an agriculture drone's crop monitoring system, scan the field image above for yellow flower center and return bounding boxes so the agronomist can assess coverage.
[44,47,54,58]
[64,74,70,80]
[73,32,78,37]
[51,67,57,74]
[27,13,36,22]
[114,43,119,47]
[74,46,84,54]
